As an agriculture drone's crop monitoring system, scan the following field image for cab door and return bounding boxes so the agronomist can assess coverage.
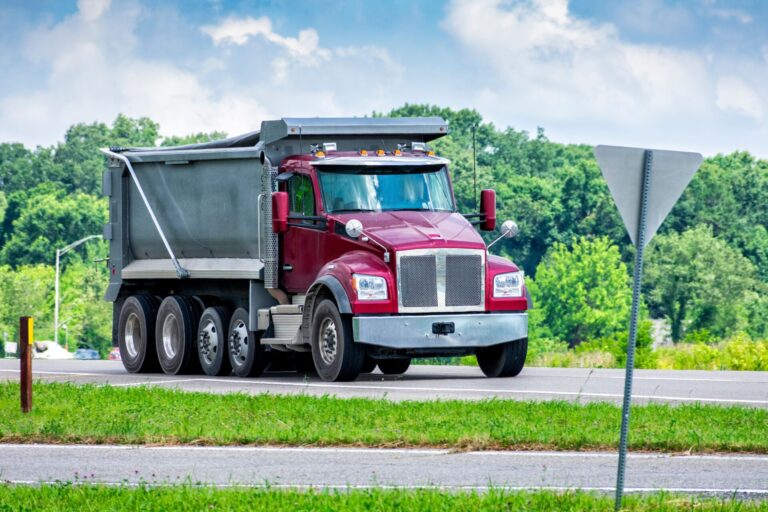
[280,173,325,293]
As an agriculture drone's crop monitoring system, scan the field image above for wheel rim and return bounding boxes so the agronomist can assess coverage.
[162,313,180,359]
[199,318,218,365]
[319,318,338,366]
[229,320,249,367]
[124,312,141,359]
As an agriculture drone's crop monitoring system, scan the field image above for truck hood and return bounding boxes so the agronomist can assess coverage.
[332,211,486,251]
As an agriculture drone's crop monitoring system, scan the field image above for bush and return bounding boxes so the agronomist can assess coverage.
[528,237,632,346]
[655,335,768,371]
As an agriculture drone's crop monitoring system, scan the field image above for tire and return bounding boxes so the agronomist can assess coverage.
[377,358,411,375]
[360,356,377,374]
[197,307,232,376]
[310,299,364,381]
[228,308,269,377]
[477,338,528,378]
[117,295,160,373]
[155,296,199,375]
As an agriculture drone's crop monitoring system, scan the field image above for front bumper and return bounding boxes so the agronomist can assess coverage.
[352,313,527,349]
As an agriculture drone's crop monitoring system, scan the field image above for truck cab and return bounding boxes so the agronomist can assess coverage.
[102,117,528,381]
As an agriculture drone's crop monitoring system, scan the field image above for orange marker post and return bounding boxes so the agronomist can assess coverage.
[20,317,33,413]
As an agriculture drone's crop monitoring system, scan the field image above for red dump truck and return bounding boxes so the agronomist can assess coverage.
[101,117,528,381]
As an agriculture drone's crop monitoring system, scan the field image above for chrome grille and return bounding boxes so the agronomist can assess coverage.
[399,255,437,307]
[396,248,485,313]
[445,255,483,306]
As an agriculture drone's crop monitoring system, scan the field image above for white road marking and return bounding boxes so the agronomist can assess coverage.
[6,444,768,462]
[3,367,768,384]
[136,376,768,405]
[0,369,105,377]
[2,368,766,405]
[110,379,202,387]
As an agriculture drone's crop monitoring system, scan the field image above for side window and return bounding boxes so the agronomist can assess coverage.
[288,175,315,217]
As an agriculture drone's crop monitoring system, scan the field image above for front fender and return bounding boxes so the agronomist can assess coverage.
[313,251,396,315]
[307,275,352,314]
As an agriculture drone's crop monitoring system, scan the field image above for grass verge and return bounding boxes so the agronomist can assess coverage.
[0,485,766,512]
[0,382,766,453]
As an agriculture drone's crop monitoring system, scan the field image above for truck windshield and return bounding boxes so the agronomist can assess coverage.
[317,165,454,213]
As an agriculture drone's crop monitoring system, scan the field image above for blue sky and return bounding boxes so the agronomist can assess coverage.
[0,0,766,156]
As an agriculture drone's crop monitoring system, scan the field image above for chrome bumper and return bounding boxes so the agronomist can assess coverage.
[352,313,527,349]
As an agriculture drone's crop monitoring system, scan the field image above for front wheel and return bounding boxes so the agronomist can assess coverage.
[476,338,528,378]
[311,300,364,382]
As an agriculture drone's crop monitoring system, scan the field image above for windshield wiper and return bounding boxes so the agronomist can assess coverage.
[331,209,377,213]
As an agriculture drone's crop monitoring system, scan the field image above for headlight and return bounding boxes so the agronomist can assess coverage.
[493,271,524,298]
[352,274,388,301]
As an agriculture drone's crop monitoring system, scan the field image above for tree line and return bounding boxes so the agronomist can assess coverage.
[0,106,766,355]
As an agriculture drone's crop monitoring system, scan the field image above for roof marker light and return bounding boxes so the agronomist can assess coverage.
[359,149,368,156]
[376,149,385,156]
[427,150,436,156]
[315,151,326,158]
[393,149,402,156]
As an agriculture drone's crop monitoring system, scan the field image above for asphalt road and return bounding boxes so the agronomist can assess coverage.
[1,359,767,406]
[2,444,767,498]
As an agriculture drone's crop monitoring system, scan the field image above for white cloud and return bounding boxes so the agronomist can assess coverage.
[0,4,405,147]
[442,0,767,153]
[77,0,111,22]
[0,1,270,145]
[716,76,764,119]
[201,16,331,64]
[706,8,753,24]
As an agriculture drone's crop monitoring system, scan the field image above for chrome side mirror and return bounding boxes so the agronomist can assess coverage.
[488,219,519,249]
[345,219,364,238]
[501,220,519,239]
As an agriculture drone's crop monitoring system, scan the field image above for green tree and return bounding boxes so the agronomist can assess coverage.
[161,131,228,146]
[0,264,54,342]
[0,191,6,227]
[644,226,762,341]
[0,187,107,267]
[57,259,112,353]
[528,237,632,346]
[52,115,160,194]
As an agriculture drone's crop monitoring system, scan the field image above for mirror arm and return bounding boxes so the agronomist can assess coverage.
[361,234,391,264]
[487,233,506,249]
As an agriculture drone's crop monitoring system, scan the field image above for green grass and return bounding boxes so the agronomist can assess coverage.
[0,485,766,512]
[1,383,766,453]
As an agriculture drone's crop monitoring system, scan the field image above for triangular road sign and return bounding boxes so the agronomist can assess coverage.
[594,145,702,247]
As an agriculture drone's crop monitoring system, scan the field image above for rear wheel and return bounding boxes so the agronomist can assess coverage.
[311,299,364,382]
[155,296,199,375]
[228,308,269,377]
[197,307,231,376]
[117,295,160,373]
[378,358,411,375]
[477,338,528,378]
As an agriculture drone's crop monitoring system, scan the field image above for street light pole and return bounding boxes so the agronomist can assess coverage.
[54,235,102,346]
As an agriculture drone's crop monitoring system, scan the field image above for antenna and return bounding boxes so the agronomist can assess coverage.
[472,124,478,210]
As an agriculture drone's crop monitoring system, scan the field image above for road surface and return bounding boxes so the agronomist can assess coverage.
[1,444,767,498]
[1,359,766,406]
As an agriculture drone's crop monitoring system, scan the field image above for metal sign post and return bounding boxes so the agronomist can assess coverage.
[594,145,702,510]
[614,150,651,509]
